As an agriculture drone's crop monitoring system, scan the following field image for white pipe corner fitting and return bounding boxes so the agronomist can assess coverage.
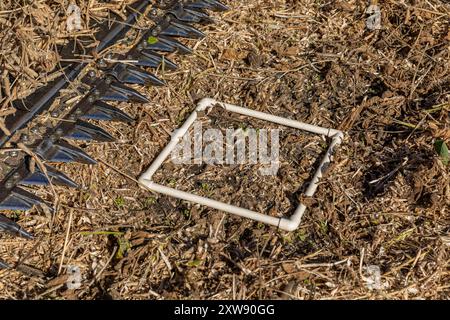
[196,97,218,112]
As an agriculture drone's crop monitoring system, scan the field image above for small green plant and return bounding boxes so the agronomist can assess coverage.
[175,108,190,125]
[238,123,248,132]
[10,210,22,220]
[200,182,210,192]
[296,229,307,242]
[182,208,191,219]
[114,196,126,208]
[199,182,215,197]
[282,234,293,244]
[79,231,130,259]
[186,259,203,267]
[319,220,328,235]
[387,228,414,247]
[82,192,91,201]
[435,139,449,165]
[115,235,131,259]
[147,36,159,45]
[145,196,157,206]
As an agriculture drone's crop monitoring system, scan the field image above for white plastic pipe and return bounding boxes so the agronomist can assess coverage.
[139,98,344,231]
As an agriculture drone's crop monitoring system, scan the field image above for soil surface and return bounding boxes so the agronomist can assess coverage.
[0,0,449,299]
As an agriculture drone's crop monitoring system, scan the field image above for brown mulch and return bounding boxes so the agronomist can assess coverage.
[0,0,449,299]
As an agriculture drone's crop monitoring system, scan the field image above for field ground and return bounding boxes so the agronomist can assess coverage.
[0,0,449,299]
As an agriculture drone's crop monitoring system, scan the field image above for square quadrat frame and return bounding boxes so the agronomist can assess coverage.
[139,98,343,231]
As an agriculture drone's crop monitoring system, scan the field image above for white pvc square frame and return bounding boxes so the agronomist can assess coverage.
[139,98,343,231]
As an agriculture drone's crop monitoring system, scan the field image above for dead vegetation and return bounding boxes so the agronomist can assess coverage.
[0,0,449,299]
